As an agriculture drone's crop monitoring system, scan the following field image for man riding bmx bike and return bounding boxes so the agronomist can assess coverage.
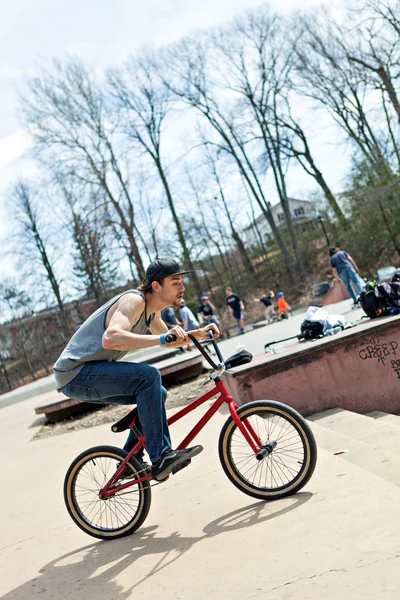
[54,258,219,481]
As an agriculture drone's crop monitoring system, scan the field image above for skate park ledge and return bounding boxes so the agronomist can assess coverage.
[222,314,400,415]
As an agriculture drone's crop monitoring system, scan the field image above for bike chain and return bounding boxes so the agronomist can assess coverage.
[111,465,167,496]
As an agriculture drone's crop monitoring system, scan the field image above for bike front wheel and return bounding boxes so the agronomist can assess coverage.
[64,445,151,540]
[219,400,317,500]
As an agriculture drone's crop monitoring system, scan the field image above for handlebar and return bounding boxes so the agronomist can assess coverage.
[165,329,224,371]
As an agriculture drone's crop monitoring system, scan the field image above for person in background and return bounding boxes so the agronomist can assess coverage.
[161,305,179,329]
[198,295,225,337]
[225,287,245,334]
[179,299,200,351]
[329,246,363,306]
[161,305,185,352]
[254,291,275,322]
[276,292,291,320]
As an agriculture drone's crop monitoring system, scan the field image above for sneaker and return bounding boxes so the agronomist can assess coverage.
[152,446,203,481]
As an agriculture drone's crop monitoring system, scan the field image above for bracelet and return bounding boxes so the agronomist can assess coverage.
[160,333,166,346]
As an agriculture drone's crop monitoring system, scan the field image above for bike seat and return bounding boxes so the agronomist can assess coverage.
[111,406,138,433]
[225,349,253,369]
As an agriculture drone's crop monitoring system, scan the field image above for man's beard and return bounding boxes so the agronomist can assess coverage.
[172,297,182,308]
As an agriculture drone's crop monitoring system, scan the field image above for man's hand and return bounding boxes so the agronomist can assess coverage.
[164,324,188,347]
[198,323,220,339]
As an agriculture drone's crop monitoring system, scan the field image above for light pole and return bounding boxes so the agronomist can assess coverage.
[317,215,331,247]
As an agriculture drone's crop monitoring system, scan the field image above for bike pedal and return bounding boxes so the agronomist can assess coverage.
[172,459,191,475]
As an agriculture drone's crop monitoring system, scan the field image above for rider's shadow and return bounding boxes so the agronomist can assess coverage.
[2,493,312,600]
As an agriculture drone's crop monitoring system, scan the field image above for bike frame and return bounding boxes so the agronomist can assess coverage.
[101,338,263,499]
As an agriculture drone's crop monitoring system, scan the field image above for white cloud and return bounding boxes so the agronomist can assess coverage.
[0,129,31,170]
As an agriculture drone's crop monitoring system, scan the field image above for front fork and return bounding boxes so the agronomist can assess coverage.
[227,401,261,453]
[227,401,276,459]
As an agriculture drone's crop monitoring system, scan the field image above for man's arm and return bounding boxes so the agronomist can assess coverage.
[348,255,359,272]
[330,257,340,281]
[149,312,169,335]
[103,296,187,350]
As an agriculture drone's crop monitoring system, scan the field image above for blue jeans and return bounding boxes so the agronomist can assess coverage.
[339,266,363,302]
[60,361,171,463]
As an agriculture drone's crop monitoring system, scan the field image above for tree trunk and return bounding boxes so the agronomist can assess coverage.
[0,354,11,389]
[156,159,203,296]
[231,227,254,273]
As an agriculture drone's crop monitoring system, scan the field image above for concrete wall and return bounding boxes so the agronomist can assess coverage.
[322,281,351,305]
[223,315,400,415]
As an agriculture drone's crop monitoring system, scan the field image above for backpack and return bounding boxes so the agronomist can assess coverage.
[359,280,388,318]
[299,319,324,340]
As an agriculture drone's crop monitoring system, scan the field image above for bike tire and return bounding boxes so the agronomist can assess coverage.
[218,400,317,500]
[64,445,151,540]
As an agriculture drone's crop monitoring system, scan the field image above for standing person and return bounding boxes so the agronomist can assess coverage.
[329,246,363,306]
[198,295,225,337]
[225,287,245,334]
[161,305,179,329]
[161,305,185,352]
[53,258,219,481]
[254,291,275,323]
[179,299,200,350]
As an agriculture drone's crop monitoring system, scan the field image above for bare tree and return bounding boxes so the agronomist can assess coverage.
[11,181,72,339]
[162,35,298,283]
[107,53,203,296]
[62,186,120,305]
[294,10,394,182]
[0,330,11,390]
[347,0,400,122]
[202,146,255,273]
[0,285,40,381]
[21,59,146,279]
[211,9,308,279]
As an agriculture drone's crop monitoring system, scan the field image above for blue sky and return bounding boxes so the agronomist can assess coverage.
[0,0,349,278]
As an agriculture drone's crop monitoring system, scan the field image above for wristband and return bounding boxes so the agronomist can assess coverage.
[160,333,166,346]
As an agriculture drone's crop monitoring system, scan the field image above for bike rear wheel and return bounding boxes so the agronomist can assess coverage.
[219,400,317,500]
[64,445,151,540]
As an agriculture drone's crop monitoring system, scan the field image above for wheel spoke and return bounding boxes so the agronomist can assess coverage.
[226,407,310,493]
[67,451,149,535]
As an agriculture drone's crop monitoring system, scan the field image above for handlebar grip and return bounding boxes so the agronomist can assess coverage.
[165,333,177,343]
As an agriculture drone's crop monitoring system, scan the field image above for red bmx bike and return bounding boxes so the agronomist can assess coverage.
[64,333,317,540]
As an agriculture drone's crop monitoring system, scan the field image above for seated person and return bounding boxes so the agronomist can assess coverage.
[276,292,291,320]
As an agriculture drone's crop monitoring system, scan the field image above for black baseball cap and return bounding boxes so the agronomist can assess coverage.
[145,258,193,283]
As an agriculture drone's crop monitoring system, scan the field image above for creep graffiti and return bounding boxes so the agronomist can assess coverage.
[391,359,400,379]
[358,336,398,366]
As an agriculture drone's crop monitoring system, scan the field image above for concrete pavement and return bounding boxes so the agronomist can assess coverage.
[1,374,400,599]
